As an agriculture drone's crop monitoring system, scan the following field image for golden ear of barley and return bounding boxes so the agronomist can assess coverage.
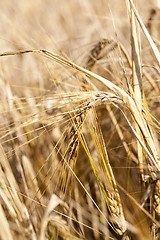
[58,107,89,196]
[83,108,127,236]
[147,165,160,216]
[153,180,160,215]
[85,39,116,70]
[106,189,126,235]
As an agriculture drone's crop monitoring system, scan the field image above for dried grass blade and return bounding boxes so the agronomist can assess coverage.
[129,0,160,66]
[0,204,13,240]
[39,194,81,240]
[129,1,144,179]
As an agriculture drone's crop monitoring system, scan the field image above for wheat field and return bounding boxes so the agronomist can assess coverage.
[0,0,160,239]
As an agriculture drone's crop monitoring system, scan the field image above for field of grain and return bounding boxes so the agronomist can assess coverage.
[0,0,160,239]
